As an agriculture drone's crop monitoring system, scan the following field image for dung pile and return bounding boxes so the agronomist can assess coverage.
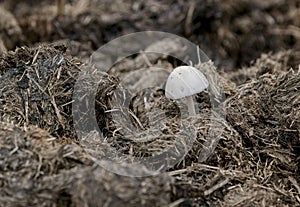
[224,69,300,206]
[1,0,299,69]
[0,0,300,205]
[0,44,81,138]
[0,44,173,207]
[0,121,172,207]
[223,50,300,85]
[169,70,300,206]
[72,39,299,206]
[0,12,300,206]
[0,31,300,207]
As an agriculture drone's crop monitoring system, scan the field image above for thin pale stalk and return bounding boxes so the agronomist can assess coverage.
[186,95,196,116]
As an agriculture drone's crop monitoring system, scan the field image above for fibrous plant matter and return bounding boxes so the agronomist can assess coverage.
[170,69,300,207]
[0,0,300,206]
[0,44,81,138]
[0,121,172,207]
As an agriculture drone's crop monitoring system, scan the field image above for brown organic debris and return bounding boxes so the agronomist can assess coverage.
[0,44,81,138]
[0,0,300,206]
[0,121,172,207]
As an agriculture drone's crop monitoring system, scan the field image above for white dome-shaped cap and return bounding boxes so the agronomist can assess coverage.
[165,66,209,99]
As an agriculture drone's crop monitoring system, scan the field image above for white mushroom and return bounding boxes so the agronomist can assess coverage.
[165,66,209,116]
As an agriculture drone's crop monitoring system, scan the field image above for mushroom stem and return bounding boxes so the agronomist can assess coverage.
[56,0,65,16]
[186,96,196,116]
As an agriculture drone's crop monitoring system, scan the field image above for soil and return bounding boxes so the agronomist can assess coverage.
[0,0,299,207]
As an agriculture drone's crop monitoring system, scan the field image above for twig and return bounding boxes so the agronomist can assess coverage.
[24,89,29,125]
[166,198,186,207]
[185,2,195,36]
[128,109,144,130]
[50,94,65,129]
[198,164,220,171]
[56,0,65,16]
[168,169,188,176]
[32,48,40,65]
[288,176,300,195]
[204,178,229,196]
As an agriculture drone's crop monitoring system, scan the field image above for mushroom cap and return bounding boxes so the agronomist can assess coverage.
[165,66,209,99]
